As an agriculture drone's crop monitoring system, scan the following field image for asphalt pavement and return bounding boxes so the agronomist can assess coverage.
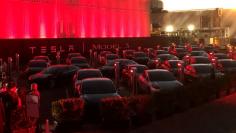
[132,93,236,133]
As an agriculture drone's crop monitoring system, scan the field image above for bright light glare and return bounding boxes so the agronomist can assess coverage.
[163,0,236,11]
[188,24,195,31]
[165,25,174,32]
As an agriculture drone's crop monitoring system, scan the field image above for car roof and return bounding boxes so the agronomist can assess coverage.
[78,69,100,73]
[190,64,212,67]
[146,69,169,73]
[81,78,112,83]
[191,56,209,59]
[29,59,48,63]
[218,59,234,62]
[127,64,147,67]
[71,56,87,60]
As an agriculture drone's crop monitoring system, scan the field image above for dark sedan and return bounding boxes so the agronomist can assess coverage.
[24,60,49,78]
[138,69,183,94]
[29,65,79,89]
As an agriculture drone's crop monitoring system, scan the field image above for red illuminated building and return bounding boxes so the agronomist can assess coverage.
[0,0,150,39]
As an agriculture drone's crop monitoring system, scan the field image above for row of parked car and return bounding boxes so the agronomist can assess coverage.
[22,44,236,104]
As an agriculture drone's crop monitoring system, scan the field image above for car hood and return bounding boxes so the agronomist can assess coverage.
[152,80,183,91]
[82,93,120,104]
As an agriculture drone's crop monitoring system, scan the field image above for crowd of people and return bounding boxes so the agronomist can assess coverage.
[0,81,40,133]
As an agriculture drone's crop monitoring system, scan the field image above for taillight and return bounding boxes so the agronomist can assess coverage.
[211,58,216,63]
[130,69,134,73]
[186,66,196,76]
[154,59,159,64]
[177,62,182,67]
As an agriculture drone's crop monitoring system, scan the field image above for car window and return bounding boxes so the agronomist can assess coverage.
[148,71,176,81]
[71,59,87,64]
[191,51,206,56]
[194,58,210,64]
[107,55,118,60]
[82,81,116,94]
[29,62,47,67]
[43,67,57,74]
[221,61,236,68]
[136,66,147,74]
[215,54,229,59]
[193,65,212,74]
[134,52,146,57]
[77,71,102,80]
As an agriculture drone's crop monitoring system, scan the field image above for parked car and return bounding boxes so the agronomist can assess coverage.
[216,59,236,73]
[122,49,135,59]
[122,64,148,84]
[155,50,169,55]
[78,78,120,104]
[189,51,209,57]
[114,59,138,70]
[157,54,179,62]
[68,56,90,68]
[28,65,79,89]
[24,60,49,77]
[33,56,51,64]
[138,69,183,94]
[132,52,150,65]
[175,48,188,59]
[159,60,184,77]
[188,56,211,65]
[98,51,113,65]
[104,54,119,65]
[73,69,103,93]
[99,61,115,78]
[184,64,223,82]
[214,53,230,60]
[66,53,81,64]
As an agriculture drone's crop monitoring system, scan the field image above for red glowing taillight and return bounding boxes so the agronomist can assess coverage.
[211,58,216,62]
[186,66,196,76]
[154,59,159,64]
[177,62,182,67]
[130,69,134,73]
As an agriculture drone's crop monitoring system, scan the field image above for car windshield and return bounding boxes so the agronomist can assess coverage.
[156,50,168,55]
[77,71,102,80]
[148,71,176,81]
[125,50,134,54]
[158,54,175,60]
[193,65,212,74]
[29,62,47,67]
[71,59,87,64]
[221,61,236,68]
[194,58,210,64]
[34,57,48,61]
[68,53,81,58]
[107,55,118,60]
[215,54,229,59]
[82,80,116,94]
[191,51,206,56]
[134,52,146,57]
[176,48,186,53]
